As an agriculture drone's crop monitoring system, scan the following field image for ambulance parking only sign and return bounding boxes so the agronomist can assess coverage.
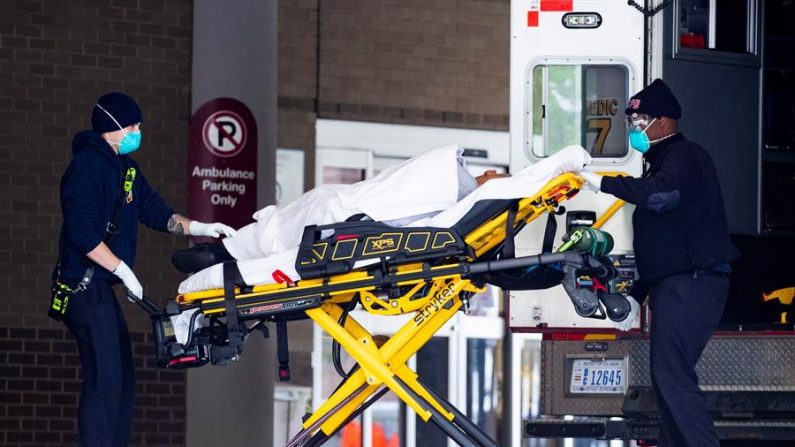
[188,98,257,239]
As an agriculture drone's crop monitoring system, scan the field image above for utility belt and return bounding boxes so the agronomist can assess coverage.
[48,267,95,321]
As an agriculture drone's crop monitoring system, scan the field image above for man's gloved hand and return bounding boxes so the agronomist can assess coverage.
[580,171,603,192]
[113,260,143,302]
[615,295,640,331]
[189,221,237,238]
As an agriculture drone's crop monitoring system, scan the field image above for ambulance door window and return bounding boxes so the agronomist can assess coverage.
[678,0,756,54]
[583,66,628,157]
[531,65,582,159]
[531,64,629,159]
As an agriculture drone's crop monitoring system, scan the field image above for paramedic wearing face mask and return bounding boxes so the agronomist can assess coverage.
[55,92,235,446]
[580,79,738,447]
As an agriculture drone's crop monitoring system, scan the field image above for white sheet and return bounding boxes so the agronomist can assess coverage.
[178,145,590,294]
[222,144,467,260]
[411,145,589,228]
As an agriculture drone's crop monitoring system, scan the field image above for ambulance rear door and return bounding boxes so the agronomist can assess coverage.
[508,0,645,331]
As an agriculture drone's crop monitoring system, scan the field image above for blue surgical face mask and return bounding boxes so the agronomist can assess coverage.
[118,130,141,154]
[628,117,656,153]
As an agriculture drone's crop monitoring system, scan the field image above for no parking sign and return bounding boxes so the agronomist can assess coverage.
[202,110,248,158]
[188,98,257,238]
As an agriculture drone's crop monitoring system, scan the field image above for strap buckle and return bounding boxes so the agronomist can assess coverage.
[278,365,291,381]
[106,222,119,238]
[75,267,95,292]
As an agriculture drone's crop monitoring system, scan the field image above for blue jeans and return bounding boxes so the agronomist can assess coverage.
[64,280,135,447]
[649,271,729,447]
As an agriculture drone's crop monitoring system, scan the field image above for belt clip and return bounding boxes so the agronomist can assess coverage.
[106,222,119,237]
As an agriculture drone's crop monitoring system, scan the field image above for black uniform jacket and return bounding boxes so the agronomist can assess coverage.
[601,133,739,286]
[58,131,174,283]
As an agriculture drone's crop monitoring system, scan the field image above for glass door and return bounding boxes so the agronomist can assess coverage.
[315,147,373,186]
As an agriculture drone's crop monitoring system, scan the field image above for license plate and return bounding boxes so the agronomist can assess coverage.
[569,358,626,394]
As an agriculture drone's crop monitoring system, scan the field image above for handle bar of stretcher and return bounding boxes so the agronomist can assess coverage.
[127,291,163,316]
[466,251,607,277]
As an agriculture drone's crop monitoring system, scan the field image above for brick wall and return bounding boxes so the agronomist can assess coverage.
[278,0,319,192]
[277,0,510,192]
[0,1,192,445]
[317,0,510,130]
[0,327,185,446]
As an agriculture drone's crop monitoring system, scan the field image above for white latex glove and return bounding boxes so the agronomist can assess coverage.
[113,260,143,303]
[615,295,640,331]
[580,171,603,192]
[189,221,237,238]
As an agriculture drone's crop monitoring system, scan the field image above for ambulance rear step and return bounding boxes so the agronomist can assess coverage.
[524,417,795,442]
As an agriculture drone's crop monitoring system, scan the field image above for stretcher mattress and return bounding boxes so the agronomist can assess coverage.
[177,145,591,294]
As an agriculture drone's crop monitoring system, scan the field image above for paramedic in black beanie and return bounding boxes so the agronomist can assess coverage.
[580,79,739,447]
[55,92,236,446]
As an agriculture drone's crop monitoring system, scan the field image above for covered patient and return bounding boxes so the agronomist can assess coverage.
[176,144,591,295]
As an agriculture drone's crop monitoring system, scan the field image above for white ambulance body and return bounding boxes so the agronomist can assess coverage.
[508,1,795,444]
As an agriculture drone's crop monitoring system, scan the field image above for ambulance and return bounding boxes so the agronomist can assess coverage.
[507,0,795,444]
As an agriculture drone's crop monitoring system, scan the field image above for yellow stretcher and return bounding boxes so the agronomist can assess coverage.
[136,172,629,447]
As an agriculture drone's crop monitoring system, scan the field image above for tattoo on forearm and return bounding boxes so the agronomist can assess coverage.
[167,214,188,235]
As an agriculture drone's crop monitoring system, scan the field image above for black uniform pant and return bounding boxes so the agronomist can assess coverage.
[649,271,729,447]
[64,280,135,447]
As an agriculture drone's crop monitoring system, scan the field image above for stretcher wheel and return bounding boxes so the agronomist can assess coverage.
[572,297,599,318]
[599,293,631,322]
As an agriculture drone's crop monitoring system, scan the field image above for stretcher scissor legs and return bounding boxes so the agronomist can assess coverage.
[284,276,500,447]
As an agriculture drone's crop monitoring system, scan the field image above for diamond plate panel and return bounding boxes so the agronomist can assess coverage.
[542,335,795,416]
[630,336,795,389]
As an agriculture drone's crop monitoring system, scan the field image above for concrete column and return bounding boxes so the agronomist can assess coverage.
[187,1,277,446]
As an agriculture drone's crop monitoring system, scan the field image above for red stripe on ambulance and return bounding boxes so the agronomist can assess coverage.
[527,11,539,27]
[540,0,573,11]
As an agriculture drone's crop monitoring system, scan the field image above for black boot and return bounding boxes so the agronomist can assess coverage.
[172,243,235,274]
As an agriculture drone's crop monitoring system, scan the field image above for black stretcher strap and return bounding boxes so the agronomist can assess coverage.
[222,261,244,352]
[503,203,557,261]
[276,320,290,381]
[504,203,518,259]
[542,211,557,254]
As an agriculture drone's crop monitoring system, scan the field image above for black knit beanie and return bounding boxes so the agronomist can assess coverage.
[624,79,682,119]
[91,92,143,133]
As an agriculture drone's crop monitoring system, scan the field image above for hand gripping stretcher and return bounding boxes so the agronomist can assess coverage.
[132,172,630,447]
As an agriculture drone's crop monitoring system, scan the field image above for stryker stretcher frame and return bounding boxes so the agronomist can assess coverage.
[135,173,627,447]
